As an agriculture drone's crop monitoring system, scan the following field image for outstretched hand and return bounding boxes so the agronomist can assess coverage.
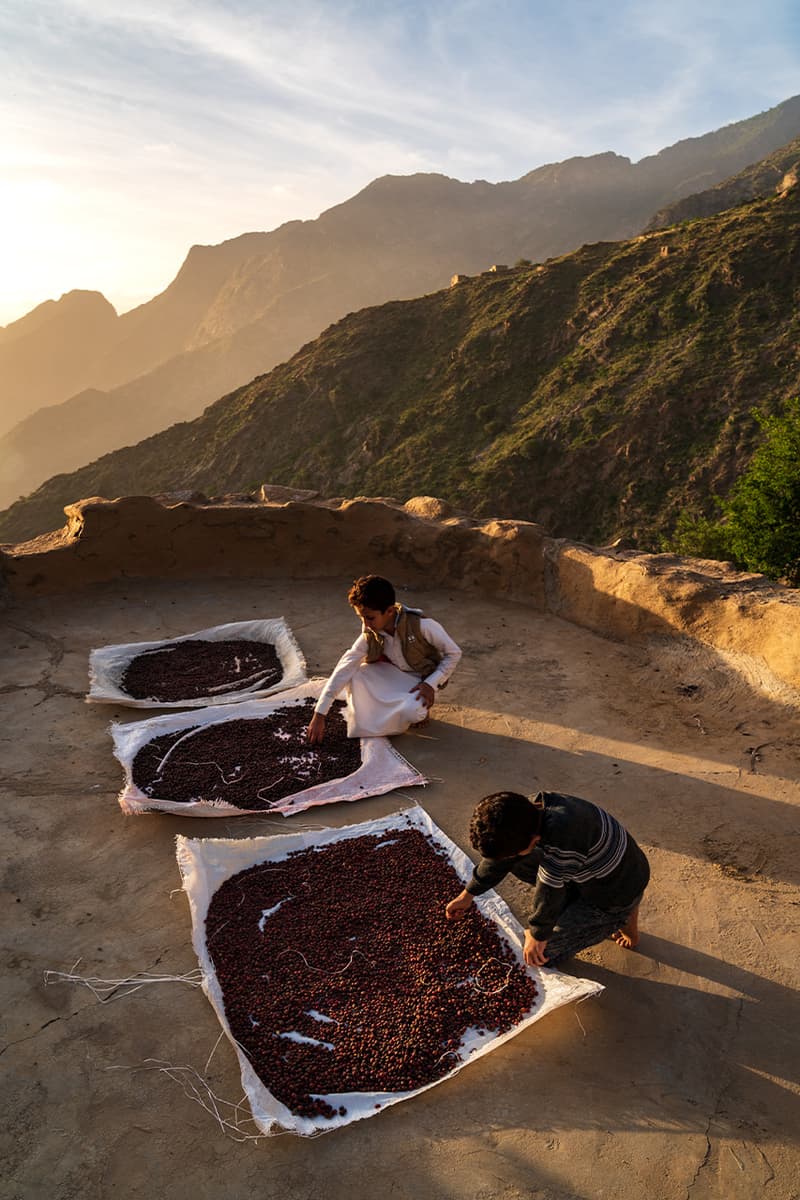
[306,713,326,744]
[523,931,549,967]
[445,891,474,920]
[410,680,436,709]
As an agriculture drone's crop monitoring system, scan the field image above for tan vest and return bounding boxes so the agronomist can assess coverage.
[363,605,442,677]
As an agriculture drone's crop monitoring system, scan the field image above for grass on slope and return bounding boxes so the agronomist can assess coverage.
[2,186,799,549]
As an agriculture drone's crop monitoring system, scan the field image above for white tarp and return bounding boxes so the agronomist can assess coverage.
[112,679,426,816]
[176,805,604,1136]
[87,618,307,707]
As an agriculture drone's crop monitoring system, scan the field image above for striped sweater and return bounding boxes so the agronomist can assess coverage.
[466,791,649,941]
[537,803,628,889]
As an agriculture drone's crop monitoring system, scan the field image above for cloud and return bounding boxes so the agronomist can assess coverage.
[2,0,800,321]
[2,0,585,171]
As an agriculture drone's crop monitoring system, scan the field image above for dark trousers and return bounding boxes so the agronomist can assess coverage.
[544,893,643,964]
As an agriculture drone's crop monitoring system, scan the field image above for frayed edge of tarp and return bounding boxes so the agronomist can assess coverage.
[87,617,307,707]
[111,678,426,817]
[176,805,604,1137]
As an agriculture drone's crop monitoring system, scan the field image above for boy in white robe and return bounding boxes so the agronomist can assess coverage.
[306,575,462,741]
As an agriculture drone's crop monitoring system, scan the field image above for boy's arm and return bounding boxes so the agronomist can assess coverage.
[418,618,462,690]
[313,634,369,716]
[306,712,327,744]
[527,876,569,942]
[446,857,509,920]
[523,878,569,966]
[464,856,511,896]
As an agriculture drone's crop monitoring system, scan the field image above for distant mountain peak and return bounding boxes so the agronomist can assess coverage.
[57,288,115,306]
[1,288,116,335]
[0,289,117,350]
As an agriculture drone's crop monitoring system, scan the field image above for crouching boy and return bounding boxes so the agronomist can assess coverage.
[446,791,649,967]
[306,575,462,742]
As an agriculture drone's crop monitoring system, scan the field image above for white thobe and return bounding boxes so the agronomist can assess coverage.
[314,617,462,737]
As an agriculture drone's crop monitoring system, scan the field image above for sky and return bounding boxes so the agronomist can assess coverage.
[2,0,799,326]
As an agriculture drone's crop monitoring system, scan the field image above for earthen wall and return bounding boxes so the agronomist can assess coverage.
[2,493,798,697]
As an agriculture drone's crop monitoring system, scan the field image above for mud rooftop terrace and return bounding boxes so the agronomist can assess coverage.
[1,493,799,1199]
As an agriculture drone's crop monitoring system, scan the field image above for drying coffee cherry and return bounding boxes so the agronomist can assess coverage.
[205,825,538,1120]
[132,700,360,808]
[121,639,282,702]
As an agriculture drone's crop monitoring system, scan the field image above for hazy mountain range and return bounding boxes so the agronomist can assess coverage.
[2,155,798,549]
[2,93,800,519]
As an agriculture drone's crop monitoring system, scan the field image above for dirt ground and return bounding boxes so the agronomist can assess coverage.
[1,576,798,1200]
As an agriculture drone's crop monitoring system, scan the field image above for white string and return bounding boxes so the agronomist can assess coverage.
[107,1060,270,1142]
[44,967,205,1003]
[218,863,309,891]
[471,957,514,994]
[276,947,372,975]
[201,668,277,695]
[205,919,232,946]
[107,1058,333,1140]
[153,725,205,777]
[434,1048,462,1067]
[255,778,286,804]
[204,1030,226,1076]
[183,758,246,785]
[170,744,343,806]
[221,817,331,835]
[573,994,592,1039]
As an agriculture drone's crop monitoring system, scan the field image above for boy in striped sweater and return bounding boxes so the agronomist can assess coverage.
[446,791,649,967]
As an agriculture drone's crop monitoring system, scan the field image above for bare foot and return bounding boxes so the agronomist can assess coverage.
[610,905,640,949]
[411,715,430,730]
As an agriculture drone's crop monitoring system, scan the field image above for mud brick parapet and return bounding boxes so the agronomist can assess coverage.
[2,492,799,698]
[0,494,547,605]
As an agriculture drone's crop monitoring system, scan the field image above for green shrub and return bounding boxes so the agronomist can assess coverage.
[669,510,733,562]
[670,398,800,584]
[722,398,800,583]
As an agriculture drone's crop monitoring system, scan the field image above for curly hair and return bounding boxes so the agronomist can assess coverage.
[347,575,396,612]
[469,791,542,858]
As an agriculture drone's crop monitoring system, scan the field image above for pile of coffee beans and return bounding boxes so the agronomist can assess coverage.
[205,825,538,1120]
[131,700,360,809]
[120,638,282,702]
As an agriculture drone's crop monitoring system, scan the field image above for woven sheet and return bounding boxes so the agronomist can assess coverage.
[111,679,425,816]
[87,618,307,707]
[176,805,603,1136]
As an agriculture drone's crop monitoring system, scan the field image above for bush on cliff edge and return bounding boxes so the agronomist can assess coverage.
[671,397,800,585]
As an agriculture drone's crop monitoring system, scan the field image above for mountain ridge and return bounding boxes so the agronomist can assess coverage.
[646,134,800,228]
[2,180,798,549]
[3,93,800,513]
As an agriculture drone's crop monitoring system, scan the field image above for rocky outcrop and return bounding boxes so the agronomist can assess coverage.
[2,492,798,700]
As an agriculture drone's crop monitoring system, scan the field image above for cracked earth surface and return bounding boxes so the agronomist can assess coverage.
[1,576,798,1200]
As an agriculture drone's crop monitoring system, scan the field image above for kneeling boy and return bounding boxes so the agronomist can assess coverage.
[446,791,649,967]
[306,575,462,742]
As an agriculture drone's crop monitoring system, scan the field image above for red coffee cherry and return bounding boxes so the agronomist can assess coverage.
[205,827,537,1120]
